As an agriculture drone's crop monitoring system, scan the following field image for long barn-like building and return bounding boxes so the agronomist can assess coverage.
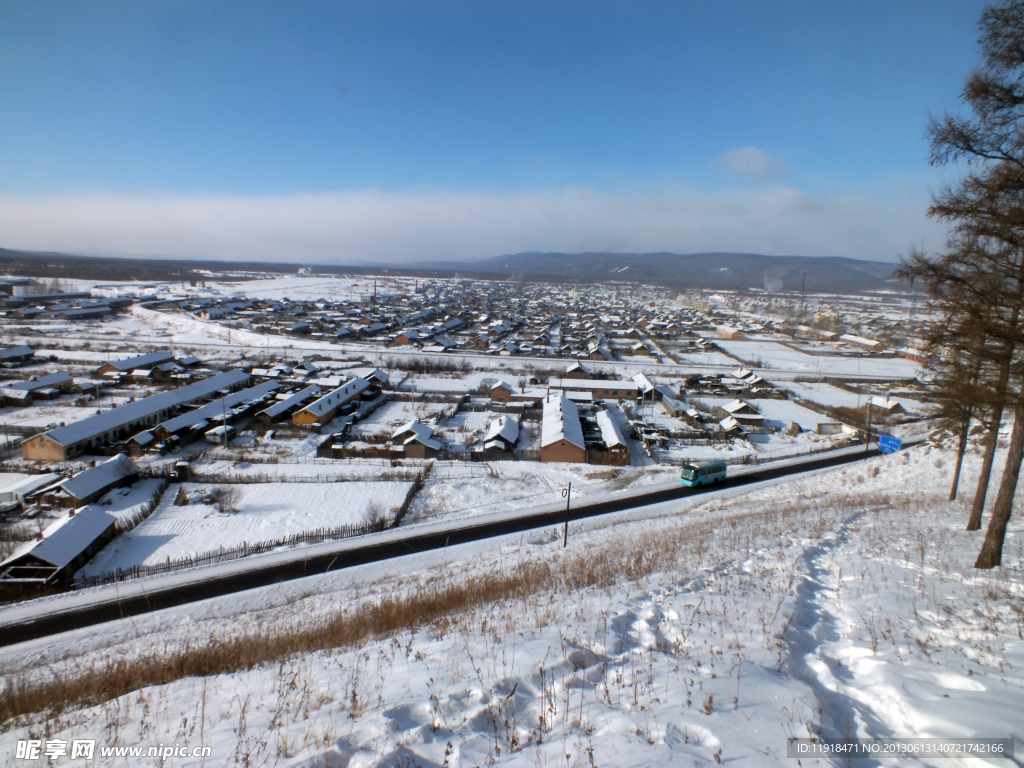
[21,370,250,462]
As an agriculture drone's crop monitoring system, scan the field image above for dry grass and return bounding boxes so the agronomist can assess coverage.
[0,490,896,727]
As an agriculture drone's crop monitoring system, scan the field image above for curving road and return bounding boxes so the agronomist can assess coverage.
[0,440,914,648]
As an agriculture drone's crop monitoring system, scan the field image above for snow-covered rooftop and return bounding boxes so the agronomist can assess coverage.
[257,385,321,420]
[58,454,138,502]
[483,416,519,446]
[541,394,585,449]
[0,345,33,361]
[0,473,60,502]
[297,378,370,418]
[103,351,176,372]
[2,507,117,570]
[9,372,73,391]
[158,381,280,434]
[595,409,627,449]
[39,371,251,448]
[632,373,655,394]
[393,419,443,450]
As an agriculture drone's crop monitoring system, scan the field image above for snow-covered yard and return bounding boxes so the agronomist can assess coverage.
[716,339,922,378]
[77,480,413,577]
[350,400,450,438]
[784,380,932,414]
[409,462,678,523]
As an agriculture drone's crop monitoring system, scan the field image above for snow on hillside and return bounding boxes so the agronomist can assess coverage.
[0,440,1021,767]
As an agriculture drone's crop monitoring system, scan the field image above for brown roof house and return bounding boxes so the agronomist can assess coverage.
[540,393,586,463]
[391,419,444,459]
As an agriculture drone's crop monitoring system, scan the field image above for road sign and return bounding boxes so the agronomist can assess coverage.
[878,435,902,454]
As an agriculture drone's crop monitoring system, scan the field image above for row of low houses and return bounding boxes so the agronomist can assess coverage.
[16,355,393,460]
[0,371,75,406]
[0,455,141,585]
[490,370,668,405]
[20,370,252,461]
[0,345,35,366]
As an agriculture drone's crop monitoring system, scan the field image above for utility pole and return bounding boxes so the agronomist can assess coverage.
[801,271,807,316]
[222,393,229,446]
[864,398,872,457]
[562,483,572,547]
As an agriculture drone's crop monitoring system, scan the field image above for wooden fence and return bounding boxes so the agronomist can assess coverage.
[75,465,432,588]
[188,468,420,484]
[113,479,168,533]
[75,521,389,588]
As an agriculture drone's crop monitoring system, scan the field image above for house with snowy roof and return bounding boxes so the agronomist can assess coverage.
[0,508,118,584]
[292,378,370,426]
[391,419,444,459]
[55,454,139,506]
[540,393,585,463]
[595,408,630,465]
[482,416,519,452]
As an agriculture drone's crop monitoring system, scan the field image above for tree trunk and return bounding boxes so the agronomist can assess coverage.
[968,404,1003,530]
[976,398,1024,569]
[950,408,973,502]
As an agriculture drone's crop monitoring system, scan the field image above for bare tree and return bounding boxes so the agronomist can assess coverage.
[901,0,1024,567]
[213,486,240,514]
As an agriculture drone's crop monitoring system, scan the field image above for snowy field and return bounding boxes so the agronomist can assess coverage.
[0,437,1020,766]
[350,400,450,438]
[78,480,413,577]
[666,349,740,368]
[409,463,679,523]
[193,276,391,302]
[716,339,922,378]
[784,380,931,413]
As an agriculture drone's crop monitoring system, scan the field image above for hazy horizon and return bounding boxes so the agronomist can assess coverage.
[0,1,983,264]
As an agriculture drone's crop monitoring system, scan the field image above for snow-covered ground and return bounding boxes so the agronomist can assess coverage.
[77,480,413,577]
[350,400,451,438]
[191,275,391,302]
[1,435,1020,767]
[716,339,922,378]
[784,380,931,413]
[79,478,167,528]
[409,462,679,523]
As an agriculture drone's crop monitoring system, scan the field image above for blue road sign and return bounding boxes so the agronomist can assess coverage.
[878,435,902,454]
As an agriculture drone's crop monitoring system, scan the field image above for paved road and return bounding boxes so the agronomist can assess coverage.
[0,442,901,647]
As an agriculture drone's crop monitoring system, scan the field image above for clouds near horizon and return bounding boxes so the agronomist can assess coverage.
[0,186,943,265]
[714,147,788,181]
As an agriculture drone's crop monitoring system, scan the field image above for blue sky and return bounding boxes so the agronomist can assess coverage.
[0,1,988,264]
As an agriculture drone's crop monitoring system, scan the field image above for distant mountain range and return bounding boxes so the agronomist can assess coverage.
[418,251,903,293]
[0,247,904,293]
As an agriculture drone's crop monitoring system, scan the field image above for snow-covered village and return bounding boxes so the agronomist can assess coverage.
[1,1,1023,766]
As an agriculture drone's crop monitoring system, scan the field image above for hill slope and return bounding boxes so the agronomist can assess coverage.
[0,439,1019,766]
[1,246,902,292]
[467,251,900,292]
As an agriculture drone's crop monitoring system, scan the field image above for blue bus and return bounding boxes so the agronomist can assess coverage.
[681,460,727,487]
